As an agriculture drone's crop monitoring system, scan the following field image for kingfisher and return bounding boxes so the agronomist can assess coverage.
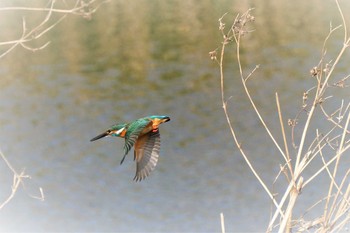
[90,115,170,181]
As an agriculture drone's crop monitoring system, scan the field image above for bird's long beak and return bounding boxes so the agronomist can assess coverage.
[90,131,110,142]
[164,116,170,122]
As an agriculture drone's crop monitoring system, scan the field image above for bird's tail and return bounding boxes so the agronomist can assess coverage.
[120,153,127,165]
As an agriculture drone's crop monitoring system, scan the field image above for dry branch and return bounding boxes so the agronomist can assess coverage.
[0,0,109,59]
[0,0,108,210]
[213,0,350,232]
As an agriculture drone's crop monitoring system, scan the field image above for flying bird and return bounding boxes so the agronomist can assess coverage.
[90,115,170,181]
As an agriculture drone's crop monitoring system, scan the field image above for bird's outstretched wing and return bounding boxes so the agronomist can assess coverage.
[133,130,161,181]
[120,118,152,164]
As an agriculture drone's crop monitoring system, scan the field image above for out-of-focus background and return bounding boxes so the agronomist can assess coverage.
[0,0,349,231]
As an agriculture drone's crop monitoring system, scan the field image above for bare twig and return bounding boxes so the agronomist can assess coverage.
[0,0,108,210]
[213,0,350,232]
[0,0,109,59]
[0,149,44,209]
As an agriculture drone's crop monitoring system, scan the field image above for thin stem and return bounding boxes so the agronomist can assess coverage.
[276,93,293,176]
[218,10,283,218]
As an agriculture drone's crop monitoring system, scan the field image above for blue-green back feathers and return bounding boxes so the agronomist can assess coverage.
[120,118,152,164]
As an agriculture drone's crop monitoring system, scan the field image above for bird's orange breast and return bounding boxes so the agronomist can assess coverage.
[119,129,127,138]
[137,118,166,137]
[139,122,154,135]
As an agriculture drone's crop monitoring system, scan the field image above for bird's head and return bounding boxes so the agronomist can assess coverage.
[146,115,170,132]
[148,115,171,124]
[90,123,127,142]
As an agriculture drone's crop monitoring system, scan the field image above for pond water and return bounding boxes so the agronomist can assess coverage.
[0,0,349,232]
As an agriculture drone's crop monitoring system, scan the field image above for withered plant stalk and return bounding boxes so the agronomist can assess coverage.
[213,1,350,232]
[0,0,108,210]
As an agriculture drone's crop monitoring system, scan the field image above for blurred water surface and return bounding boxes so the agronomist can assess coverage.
[0,0,349,232]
